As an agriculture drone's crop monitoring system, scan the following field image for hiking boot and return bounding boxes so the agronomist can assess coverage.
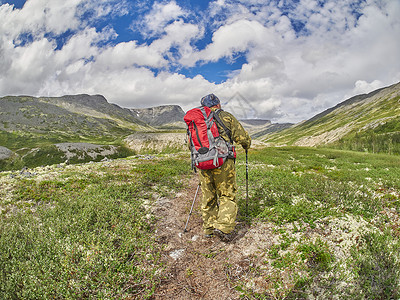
[213,228,236,242]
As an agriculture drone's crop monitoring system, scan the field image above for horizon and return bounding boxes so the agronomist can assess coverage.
[2,79,399,125]
[5,79,399,125]
[1,0,400,123]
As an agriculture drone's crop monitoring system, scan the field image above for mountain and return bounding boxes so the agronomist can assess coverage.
[0,94,155,170]
[129,105,292,135]
[130,105,186,128]
[261,81,400,153]
[251,123,294,139]
[0,94,151,149]
[239,119,293,138]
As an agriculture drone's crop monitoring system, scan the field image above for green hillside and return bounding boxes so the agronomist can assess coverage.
[0,94,156,171]
[0,94,151,150]
[262,82,400,154]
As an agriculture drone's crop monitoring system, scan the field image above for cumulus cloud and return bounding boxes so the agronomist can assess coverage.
[219,0,400,121]
[95,41,166,69]
[0,0,82,39]
[351,80,384,96]
[0,0,399,123]
[150,19,202,65]
[193,19,267,63]
[136,0,188,37]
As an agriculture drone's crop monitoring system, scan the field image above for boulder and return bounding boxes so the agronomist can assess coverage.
[0,146,13,160]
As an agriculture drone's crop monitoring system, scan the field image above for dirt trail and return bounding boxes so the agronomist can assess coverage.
[151,175,256,300]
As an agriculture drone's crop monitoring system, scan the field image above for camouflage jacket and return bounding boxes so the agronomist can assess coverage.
[211,108,251,150]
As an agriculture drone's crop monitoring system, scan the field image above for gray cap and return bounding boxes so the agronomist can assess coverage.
[200,94,220,107]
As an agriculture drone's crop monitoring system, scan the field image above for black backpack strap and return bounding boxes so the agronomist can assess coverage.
[213,109,233,144]
[187,123,197,172]
[191,121,204,148]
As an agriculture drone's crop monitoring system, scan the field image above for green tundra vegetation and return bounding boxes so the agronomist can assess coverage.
[331,116,400,155]
[0,155,192,299]
[1,147,399,299]
[0,128,137,171]
[235,147,400,298]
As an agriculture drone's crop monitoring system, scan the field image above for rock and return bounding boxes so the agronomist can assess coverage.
[22,171,32,178]
[0,146,13,160]
[54,142,119,160]
[125,132,186,153]
[169,249,185,260]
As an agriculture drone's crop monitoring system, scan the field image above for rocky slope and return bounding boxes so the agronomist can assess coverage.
[0,94,152,170]
[130,105,186,128]
[239,119,293,138]
[124,132,187,153]
[0,94,150,138]
[262,81,400,147]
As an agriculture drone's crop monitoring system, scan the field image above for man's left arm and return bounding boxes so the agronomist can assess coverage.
[229,115,251,150]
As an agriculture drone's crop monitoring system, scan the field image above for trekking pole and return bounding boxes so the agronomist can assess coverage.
[183,183,200,233]
[245,149,249,216]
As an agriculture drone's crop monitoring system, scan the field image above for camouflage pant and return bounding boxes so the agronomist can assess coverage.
[199,159,237,234]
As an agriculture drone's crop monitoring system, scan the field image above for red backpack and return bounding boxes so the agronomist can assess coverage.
[184,106,235,170]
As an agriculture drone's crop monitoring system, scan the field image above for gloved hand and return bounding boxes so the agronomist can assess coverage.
[242,140,251,150]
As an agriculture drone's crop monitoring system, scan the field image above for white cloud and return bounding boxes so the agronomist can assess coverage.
[79,0,130,20]
[59,68,216,111]
[95,41,166,69]
[1,0,82,38]
[215,0,400,121]
[193,19,267,63]
[129,1,203,66]
[351,80,384,96]
[6,39,56,93]
[150,19,202,65]
[0,0,399,123]
[138,1,188,37]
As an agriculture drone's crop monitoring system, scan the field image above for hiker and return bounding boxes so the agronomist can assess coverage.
[196,93,251,242]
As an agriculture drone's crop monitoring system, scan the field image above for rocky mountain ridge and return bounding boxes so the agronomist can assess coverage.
[240,119,293,138]
[130,105,186,128]
[0,94,150,135]
[0,94,154,169]
[262,81,400,152]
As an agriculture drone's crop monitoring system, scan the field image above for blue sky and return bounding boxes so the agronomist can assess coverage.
[1,0,400,122]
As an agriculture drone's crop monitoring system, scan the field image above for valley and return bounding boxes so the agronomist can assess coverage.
[1,148,399,299]
[1,82,400,298]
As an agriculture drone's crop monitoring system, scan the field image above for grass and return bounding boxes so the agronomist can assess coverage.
[0,155,191,299]
[332,129,400,155]
[1,147,400,299]
[0,138,136,172]
[350,230,400,299]
[234,147,400,298]
[236,148,399,225]
[0,129,130,151]
[262,92,400,152]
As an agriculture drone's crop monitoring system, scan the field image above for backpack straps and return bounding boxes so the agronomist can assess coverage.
[191,121,204,148]
[213,109,233,144]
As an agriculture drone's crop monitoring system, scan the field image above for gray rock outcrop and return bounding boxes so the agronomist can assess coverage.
[124,132,186,153]
[130,105,186,128]
[0,146,13,160]
[54,143,119,160]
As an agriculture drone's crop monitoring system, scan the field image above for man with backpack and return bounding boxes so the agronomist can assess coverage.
[184,93,251,242]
